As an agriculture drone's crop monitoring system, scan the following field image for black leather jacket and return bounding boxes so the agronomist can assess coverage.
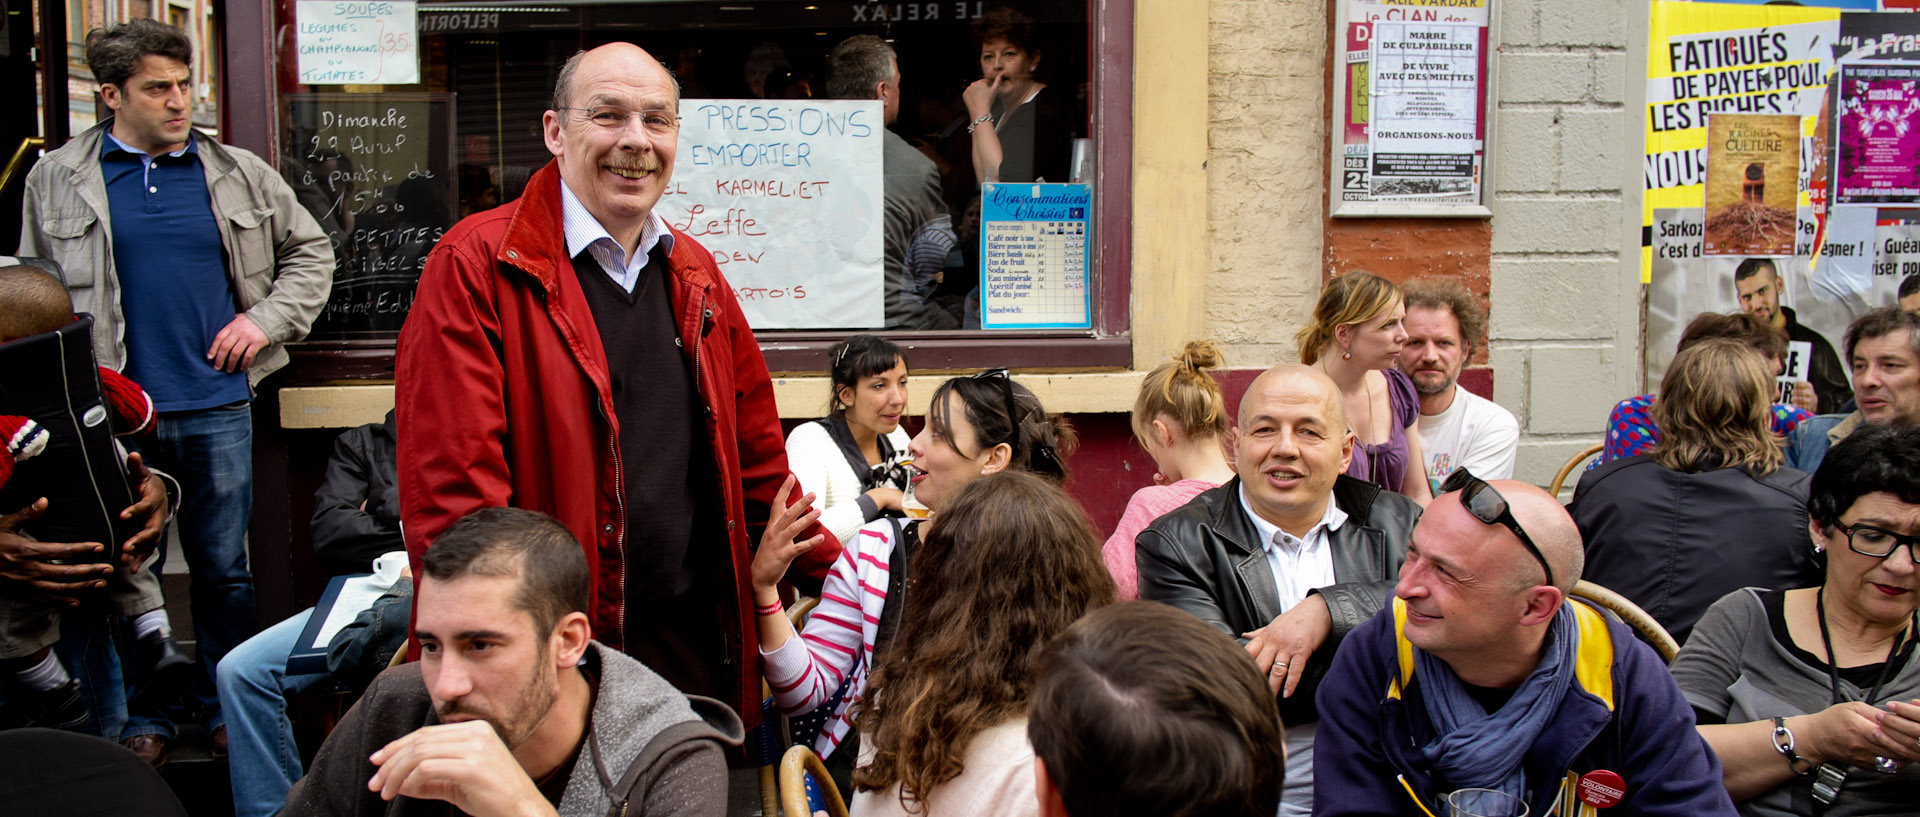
[1136,475,1421,723]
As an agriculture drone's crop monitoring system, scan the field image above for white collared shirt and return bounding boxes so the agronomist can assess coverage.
[1237,485,1348,613]
[559,180,674,293]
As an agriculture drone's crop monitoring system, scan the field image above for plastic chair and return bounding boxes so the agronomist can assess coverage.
[780,744,849,817]
[1547,442,1605,496]
[1571,580,1681,664]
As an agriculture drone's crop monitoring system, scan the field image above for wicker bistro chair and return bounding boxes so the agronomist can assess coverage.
[758,596,824,815]
[1570,580,1681,664]
[780,744,849,817]
[1548,442,1605,497]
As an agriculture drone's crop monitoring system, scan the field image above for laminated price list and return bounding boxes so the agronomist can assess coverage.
[979,183,1093,330]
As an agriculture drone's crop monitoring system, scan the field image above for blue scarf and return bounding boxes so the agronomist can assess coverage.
[1416,601,1578,810]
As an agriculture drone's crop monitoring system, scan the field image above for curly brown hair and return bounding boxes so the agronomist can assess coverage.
[852,470,1115,809]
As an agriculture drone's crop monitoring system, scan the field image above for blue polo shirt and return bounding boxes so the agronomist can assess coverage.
[99,131,250,411]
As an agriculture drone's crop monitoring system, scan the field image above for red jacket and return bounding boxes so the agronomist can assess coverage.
[395,160,841,723]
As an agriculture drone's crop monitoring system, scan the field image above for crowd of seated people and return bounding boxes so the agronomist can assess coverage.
[10,17,1920,817]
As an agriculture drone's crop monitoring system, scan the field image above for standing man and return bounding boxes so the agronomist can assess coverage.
[1394,279,1518,494]
[1312,476,1737,816]
[395,43,839,736]
[1735,258,1851,413]
[1136,364,1420,815]
[283,508,738,817]
[17,18,334,762]
[826,35,954,329]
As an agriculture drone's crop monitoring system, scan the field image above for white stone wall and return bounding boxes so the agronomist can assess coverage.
[1487,0,1641,486]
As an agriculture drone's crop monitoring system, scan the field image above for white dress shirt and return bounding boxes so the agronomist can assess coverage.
[1236,485,1348,613]
[559,180,673,293]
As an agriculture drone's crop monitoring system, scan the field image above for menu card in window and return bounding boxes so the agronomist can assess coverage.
[979,183,1092,330]
[295,1,419,85]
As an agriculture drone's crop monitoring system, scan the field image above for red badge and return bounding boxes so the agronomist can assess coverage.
[1576,770,1626,809]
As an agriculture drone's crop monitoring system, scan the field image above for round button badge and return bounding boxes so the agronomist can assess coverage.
[1576,769,1626,809]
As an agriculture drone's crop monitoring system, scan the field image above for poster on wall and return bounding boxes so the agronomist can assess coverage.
[1329,0,1491,216]
[295,1,420,85]
[664,99,885,329]
[1832,62,1920,206]
[1703,114,1800,257]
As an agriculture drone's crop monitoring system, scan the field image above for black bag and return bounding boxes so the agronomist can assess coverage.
[0,314,141,556]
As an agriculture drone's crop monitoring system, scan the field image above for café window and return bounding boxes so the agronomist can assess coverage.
[276,1,1114,353]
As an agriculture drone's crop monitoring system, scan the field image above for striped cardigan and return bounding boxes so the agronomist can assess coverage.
[760,517,916,758]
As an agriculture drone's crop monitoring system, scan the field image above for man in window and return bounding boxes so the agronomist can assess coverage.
[1394,279,1517,494]
[395,43,839,747]
[1135,364,1421,815]
[826,34,955,330]
[16,18,334,764]
[282,508,739,817]
[1735,257,1850,413]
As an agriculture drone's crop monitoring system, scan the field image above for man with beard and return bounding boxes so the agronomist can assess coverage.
[1394,279,1517,494]
[1735,258,1849,413]
[282,508,741,817]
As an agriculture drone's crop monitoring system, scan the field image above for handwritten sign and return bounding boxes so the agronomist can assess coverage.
[979,183,1092,330]
[284,93,455,339]
[296,1,419,85]
[1776,340,1813,405]
[664,99,884,329]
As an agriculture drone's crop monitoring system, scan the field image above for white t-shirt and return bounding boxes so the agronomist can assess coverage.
[1416,386,1520,494]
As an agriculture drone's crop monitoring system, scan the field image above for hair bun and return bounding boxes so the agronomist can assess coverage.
[1177,340,1222,372]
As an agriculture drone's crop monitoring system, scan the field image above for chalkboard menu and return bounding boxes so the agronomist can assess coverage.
[283,92,456,339]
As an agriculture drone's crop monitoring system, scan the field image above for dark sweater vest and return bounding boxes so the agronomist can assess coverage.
[571,248,726,703]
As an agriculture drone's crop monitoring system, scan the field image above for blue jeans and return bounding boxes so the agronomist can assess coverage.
[217,609,332,817]
[137,401,258,728]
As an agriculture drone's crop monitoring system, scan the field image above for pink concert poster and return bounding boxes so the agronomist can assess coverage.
[1834,62,1920,206]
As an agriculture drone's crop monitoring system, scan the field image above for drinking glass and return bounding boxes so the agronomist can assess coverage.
[1447,788,1527,817]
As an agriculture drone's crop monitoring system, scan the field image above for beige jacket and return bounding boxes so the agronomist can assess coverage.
[17,120,334,387]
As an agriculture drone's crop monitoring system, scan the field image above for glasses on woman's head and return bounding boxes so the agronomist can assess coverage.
[969,368,1022,453]
[1439,469,1555,588]
[1837,523,1920,562]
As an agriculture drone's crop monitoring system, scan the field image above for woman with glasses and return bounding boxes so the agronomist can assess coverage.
[748,369,1076,776]
[1297,271,1432,505]
[1570,339,1820,643]
[1670,422,1920,815]
[783,335,912,545]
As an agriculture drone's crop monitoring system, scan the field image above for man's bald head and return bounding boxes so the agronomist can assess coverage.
[0,265,74,343]
[1238,363,1349,436]
[552,42,681,112]
[1483,479,1583,593]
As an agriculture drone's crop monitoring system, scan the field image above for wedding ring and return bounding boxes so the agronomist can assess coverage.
[1270,662,1288,675]
[1874,756,1899,774]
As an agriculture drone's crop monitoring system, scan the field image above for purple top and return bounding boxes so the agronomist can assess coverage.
[1344,368,1419,496]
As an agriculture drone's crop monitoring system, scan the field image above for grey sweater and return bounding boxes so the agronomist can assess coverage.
[281,641,741,816]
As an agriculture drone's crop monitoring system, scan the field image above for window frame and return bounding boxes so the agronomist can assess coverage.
[226,0,1134,378]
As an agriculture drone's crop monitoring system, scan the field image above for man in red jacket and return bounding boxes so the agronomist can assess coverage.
[394,42,840,733]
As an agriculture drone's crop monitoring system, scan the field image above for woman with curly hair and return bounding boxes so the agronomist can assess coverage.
[850,469,1115,815]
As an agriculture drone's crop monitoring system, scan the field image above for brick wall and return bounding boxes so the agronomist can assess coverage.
[1486,0,1639,485]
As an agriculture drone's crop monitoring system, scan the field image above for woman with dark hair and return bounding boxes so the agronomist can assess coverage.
[784,335,912,544]
[1297,271,1430,504]
[1672,423,1920,815]
[1572,339,1819,642]
[751,369,1078,772]
[961,7,1074,184]
[852,469,1115,815]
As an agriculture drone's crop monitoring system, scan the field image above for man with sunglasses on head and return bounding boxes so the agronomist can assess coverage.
[395,42,840,762]
[1311,471,1737,817]
[1137,364,1421,815]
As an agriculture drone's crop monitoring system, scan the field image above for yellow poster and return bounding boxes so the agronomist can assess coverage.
[1703,113,1800,257]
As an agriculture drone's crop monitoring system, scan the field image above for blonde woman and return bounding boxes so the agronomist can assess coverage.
[1297,271,1432,504]
[1103,341,1235,599]
[1570,339,1820,642]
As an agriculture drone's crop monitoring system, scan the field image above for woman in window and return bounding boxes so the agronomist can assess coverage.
[750,369,1077,772]
[1102,340,1235,599]
[961,7,1073,185]
[1297,271,1432,504]
[852,469,1115,816]
[783,335,912,545]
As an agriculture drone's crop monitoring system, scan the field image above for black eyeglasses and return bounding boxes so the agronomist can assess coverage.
[1440,469,1554,588]
[965,368,1064,477]
[1838,523,1920,562]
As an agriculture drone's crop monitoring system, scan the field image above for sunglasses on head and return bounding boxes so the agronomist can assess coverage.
[965,368,1064,477]
[1439,468,1554,588]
